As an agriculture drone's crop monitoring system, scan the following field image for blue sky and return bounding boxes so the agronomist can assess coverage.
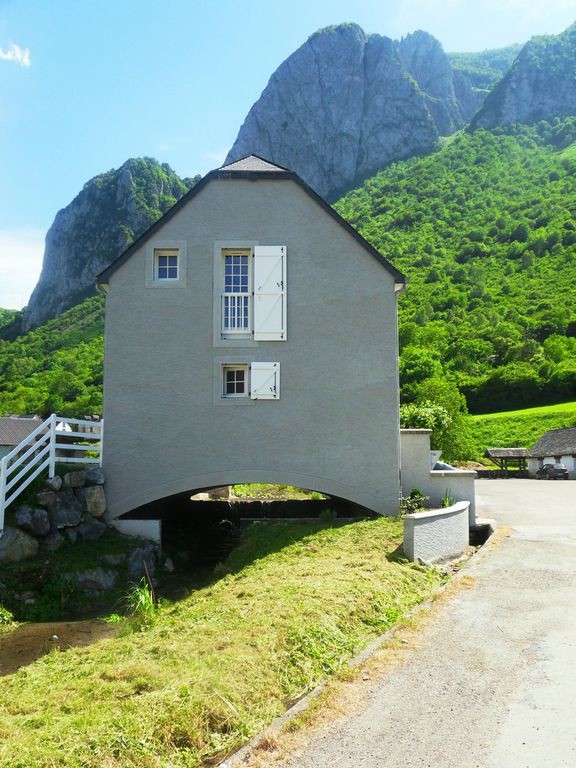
[1,0,574,310]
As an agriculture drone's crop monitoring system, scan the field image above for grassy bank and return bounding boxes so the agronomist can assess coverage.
[0,518,445,767]
[470,401,576,455]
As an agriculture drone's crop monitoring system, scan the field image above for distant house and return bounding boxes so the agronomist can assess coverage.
[97,155,406,522]
[0,415,42,459]
[528,427,576,478]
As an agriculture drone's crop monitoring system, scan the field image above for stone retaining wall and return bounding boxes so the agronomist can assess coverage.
[0,468,161,614]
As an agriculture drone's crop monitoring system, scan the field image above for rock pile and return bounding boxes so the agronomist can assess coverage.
[0,468,160,607]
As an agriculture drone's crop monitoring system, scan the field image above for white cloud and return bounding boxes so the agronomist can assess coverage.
[0,229,45,310]
[0,42,31,67]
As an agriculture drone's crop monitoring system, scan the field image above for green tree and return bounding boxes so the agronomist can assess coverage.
[412,378,477,461]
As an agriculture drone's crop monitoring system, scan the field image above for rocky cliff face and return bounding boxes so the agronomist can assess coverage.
[471,23,576,129]
[225,24,479,200]
[22,159,193,331]
[397,30,477,135]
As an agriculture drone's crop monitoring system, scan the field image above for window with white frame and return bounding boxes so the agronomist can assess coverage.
[220,362,280,400]
[154,247,179,281]
[222,249,251,335]
[222,364,248,397]
[220,245,287,340]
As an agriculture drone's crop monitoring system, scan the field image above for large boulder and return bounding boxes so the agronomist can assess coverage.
[49,489,83,528]
[63,567,118,593]
[63,470,86,489]
[84,466,105,486]
[14,505,51,537]
[127,544,158,582]
[0,526,39,563]
[81,485,107,518]
[75,515,107,541]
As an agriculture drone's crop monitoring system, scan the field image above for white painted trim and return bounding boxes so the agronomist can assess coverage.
[145,240,187,288]
[213,240,259,347]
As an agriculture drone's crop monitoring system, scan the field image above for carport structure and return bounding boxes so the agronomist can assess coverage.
[484,447,529,475]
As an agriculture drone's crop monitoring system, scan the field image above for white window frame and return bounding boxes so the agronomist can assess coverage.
[154,247,180,281]
[145,240,187,288]
[221,248,253,339]
[221,364,249,398]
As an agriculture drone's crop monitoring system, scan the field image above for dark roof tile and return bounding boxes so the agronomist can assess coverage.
[0,416,43,447]
[529,427,576,457]
[219,155,289,172]
[485,448,528,458]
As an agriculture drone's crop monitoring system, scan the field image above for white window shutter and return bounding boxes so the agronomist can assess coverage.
[253,246,287,340]
[250,362,280,400]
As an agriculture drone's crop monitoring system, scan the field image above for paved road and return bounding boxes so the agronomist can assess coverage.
[249,479,576,768]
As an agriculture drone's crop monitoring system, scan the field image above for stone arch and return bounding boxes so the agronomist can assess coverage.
[104,467,397,521]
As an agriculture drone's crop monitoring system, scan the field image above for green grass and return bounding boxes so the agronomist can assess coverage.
[470,400,576,453]
[0,518,445,767]
[230,483,325,500]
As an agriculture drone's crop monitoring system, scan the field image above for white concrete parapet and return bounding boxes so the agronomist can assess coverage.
[403,501,470,563]
[400,429,477,526]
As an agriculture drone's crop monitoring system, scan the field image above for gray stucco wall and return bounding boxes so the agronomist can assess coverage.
[102,177,401,518]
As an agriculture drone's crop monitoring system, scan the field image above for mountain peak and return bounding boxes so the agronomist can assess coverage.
[225,26,478,200]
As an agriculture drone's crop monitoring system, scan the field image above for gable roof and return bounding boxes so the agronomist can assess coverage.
[0,415,42,447]
[529,427,576,457]
[97,154,406,286]
[219,156,290,172]
[485,448,528,459]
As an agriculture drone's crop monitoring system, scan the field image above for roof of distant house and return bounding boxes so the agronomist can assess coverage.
[0,415,42,447]
[97,154,406,286]
[530,427,576,458]
[485,448,529,459]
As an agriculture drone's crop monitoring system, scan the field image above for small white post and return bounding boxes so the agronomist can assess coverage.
[98,418,104,467]
[48,413,57,478]
[0,454,7,536]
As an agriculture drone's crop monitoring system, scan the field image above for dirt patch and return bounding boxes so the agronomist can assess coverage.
[0,619,118,676]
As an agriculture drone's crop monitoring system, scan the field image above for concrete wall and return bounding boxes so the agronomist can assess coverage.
[102,177,402,519]
[110,519,162,543]
[403,501,470,563]
[400,429,476,525]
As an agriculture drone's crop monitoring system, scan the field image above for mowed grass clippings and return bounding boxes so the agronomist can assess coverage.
[0,518,446,768]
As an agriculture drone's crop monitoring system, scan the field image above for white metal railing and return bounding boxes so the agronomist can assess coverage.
[0,414,103,535]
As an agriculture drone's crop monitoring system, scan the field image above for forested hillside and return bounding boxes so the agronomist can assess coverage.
[335,119,576,412]
[447,44,522,92]
[0,296,104,416]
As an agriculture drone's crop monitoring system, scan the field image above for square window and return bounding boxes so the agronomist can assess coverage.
[222,365,248,397]
[155,248,179,280]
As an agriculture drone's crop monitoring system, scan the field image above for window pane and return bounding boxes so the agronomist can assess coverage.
[224,254,249,293]
[155,248,179,280]
[223,366,247,396]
